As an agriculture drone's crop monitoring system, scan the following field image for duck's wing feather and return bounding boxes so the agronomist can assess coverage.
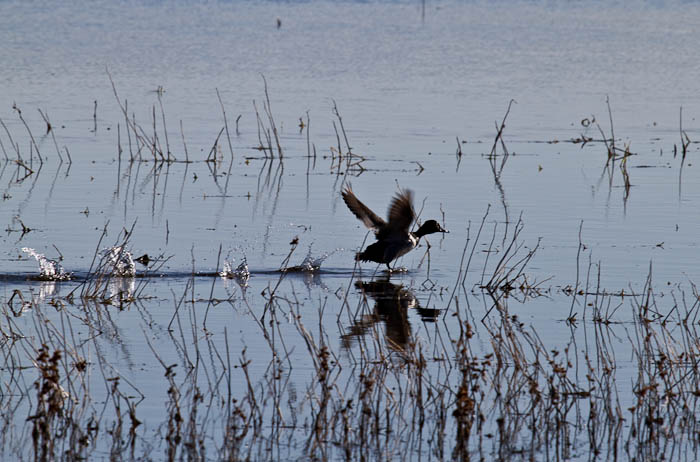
[342,185,386,231]
[385,189,415,233]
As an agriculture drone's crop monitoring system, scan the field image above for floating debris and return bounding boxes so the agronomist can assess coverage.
[134,253,151,266]
[21,247,71,281]
[101,246,135,277]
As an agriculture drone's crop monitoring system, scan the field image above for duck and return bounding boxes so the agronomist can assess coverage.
[341,184,448,271]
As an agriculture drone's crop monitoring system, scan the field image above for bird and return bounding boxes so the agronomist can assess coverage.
[341,184,447,271]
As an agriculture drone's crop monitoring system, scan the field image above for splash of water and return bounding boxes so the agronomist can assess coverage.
[298,249,326,272]
[101,246,136,277]
[220,256,250,281]
[21,247,71,281]
[287,245,339,272]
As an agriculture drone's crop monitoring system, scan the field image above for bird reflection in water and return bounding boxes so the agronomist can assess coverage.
[342,277,440,352]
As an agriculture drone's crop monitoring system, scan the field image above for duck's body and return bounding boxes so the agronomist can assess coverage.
[358,233,418,268]
[341,185,447,271]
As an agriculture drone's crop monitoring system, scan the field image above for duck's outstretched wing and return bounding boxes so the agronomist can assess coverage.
[386,189,415,233]
[342,185,386,231]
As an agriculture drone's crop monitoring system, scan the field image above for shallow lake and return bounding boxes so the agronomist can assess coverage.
[2,0,700,460]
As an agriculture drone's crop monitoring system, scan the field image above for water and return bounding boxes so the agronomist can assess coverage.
[2,0,700,460]
[21,247,71,280]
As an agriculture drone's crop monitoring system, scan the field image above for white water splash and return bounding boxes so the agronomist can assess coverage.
[101,246,135,277]
[298,250,325,272]
[220,256,250,281]
[21,247,71,281]
[290,245,338,272]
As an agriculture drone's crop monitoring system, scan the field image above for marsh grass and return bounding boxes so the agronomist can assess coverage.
[3,88,700,461]
[1,212,699,461]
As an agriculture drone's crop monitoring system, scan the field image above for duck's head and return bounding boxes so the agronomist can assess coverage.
[415,220,448,237]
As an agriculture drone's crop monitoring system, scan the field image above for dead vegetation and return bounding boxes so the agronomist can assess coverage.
[2,88,700,461]
[0,209,697,461]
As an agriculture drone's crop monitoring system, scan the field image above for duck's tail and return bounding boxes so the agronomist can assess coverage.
[355,242,385,263]
[355,250,374,262]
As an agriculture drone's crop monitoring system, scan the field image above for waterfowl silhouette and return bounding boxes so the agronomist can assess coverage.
[341,185,447,271]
